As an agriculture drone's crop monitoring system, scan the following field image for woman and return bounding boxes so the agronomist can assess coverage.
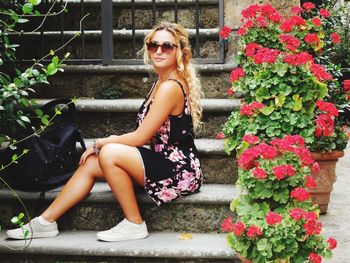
[7,21,203,242]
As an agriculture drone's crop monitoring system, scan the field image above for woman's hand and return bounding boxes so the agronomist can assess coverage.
[79,145,95,165]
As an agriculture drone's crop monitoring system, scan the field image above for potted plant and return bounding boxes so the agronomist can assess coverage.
[221,135,337,262]
[220,2,349,213]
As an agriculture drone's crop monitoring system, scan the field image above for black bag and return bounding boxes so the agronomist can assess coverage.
[0,98,86,191]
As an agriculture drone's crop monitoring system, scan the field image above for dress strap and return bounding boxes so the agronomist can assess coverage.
[168,79,187,97]
[146,80,158,99]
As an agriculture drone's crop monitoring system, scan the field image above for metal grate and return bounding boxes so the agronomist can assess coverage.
[9,0,225,65]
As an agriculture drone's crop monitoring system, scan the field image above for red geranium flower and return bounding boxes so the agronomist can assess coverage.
[253,167,267,179]
[283,52,313,66]
[305,175,317,189]
[220,25,232,39]
[311,17,322,27]
[240,101,264,116]
[230,68,245,82]
[312,162,320,173]
[237,27,247,36]
[221,218,233,232]
[246,225,263,238]
[304,220,322,235]
[216,132,224,140]
[273,164,296,180]
[242,134,259,144]
[304,33,320,45]
[319,8,331,17]
[241,4,261,19]
[302,2,315,10]
[328,237,337,250]
[330,32,341,44]
[316,100,339,116]
[290,208,306,221]
[310,63,333,82]
[279,34,301,51]
[245,43,261,57]
[315,114,335,137]
[226,88,234,96]
[266,211,283,225]
[291,187,310,202]
[291,6,303,15]
[243,20,254,29]
[309,253,322,263]
[233,221,246,236]
[305,211,319,221]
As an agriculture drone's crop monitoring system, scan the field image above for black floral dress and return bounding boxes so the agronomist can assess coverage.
[136,79,203,206]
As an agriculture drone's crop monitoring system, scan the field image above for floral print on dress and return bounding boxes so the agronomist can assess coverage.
[136,79,203,206]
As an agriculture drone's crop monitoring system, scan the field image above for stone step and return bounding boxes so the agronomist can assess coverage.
[15,32,220,60]
[0,183,239,233]
[36,63,236,100]
[35,98,240,139]
[0,231,237,263]
[78,138,236,184]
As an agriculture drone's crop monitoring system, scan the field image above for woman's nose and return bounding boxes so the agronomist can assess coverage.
[156,46,162,54]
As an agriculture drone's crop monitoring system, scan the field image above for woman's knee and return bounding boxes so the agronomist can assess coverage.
[98,143,123,167]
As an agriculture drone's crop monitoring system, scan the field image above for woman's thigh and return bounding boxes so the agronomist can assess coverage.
[98,143,145,186]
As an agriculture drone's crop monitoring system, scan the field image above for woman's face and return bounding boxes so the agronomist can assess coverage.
[147,29,178,69]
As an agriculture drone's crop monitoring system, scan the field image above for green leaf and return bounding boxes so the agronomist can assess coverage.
[17,18,29,23]
[20,116,30,123]
[30,0,41,5]
[275,95,286,107]
[273,188,289,203]
[256,86,270,102]
[55,108,62,115]
[46,63,58,76]
[272,63,288,77]
[11,216,19,224]
[52,56,59,66]
[22,3,33,14]
[292,94,303,111]
[317,81,328,99]
[12,154,18,162]
[260,104,274,116]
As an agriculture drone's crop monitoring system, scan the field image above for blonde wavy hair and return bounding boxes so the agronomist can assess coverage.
[142,21,203,132]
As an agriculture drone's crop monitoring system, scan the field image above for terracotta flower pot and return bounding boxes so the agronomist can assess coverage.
[310,150,344,214]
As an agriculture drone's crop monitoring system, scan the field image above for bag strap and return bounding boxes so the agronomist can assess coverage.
[40,98,77,120]
[76,130,86,151]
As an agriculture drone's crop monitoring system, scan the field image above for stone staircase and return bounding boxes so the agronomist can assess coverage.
[0,0,241,262]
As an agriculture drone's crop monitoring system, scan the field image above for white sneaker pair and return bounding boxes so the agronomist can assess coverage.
[6,217,149,242]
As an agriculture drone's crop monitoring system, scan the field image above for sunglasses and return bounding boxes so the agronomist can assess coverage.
[147,41,178,54]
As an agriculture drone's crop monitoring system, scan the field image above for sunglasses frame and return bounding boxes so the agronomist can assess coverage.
[147,41,178,54]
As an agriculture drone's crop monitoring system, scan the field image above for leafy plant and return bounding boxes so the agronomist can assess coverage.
[222,135,337,262]
[97,84,123,99]
[220,2,349,155]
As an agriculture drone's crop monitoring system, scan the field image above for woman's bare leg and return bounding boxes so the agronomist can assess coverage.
[41,155,104,222]
[98,143,145,224]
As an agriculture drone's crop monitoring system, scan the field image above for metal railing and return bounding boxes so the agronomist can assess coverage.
[10,0,225,65]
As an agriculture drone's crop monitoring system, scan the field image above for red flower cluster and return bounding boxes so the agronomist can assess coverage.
[344,80,350,100]
[219,25,232,39]
[283,52,313,66]
[315,114,334,137]
[221,218,233,232]
[293,147,315,166]
[304,219,322,235]
[237,27,247,36]
[242,134,259,144]
[330,32,340,44]
[265,211,283,225]
[253,47,280,64]
[271,134,305,151]
[291,6,303,15]
[305,175,317,189]
[233,221,246,236]
[272,164,296,180]
[237,142,278,170]
[216,132,224,139]
[310,63,333,82]
[289,207,307,221]
[246,225,263,238]
[305,211,318,221]
[230,68,245,82]
[291,187,310,202]
[279,34,301,51]
[319,8,331,17]
[311,17,322,27]
[240,101,264,116]
[226,88,234,96]
[302,2,315,10]
[327,237,337,250]
[245,42,261,56]
[316,100,339,116]
[304,33,320,46]
[280,16,306,33]
[253,167,267,179]
[309,253,322,263]
[241,3,282,24]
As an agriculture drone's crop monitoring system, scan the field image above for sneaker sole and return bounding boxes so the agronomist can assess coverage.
[97,232,149,242]
[6,230,59,240]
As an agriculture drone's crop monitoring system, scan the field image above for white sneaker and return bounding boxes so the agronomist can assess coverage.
[6,217,59,240]
[97,218,149,242]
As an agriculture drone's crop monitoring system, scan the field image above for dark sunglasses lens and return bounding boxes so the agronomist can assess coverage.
[162,43,174,53]
[147,42,158,52]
